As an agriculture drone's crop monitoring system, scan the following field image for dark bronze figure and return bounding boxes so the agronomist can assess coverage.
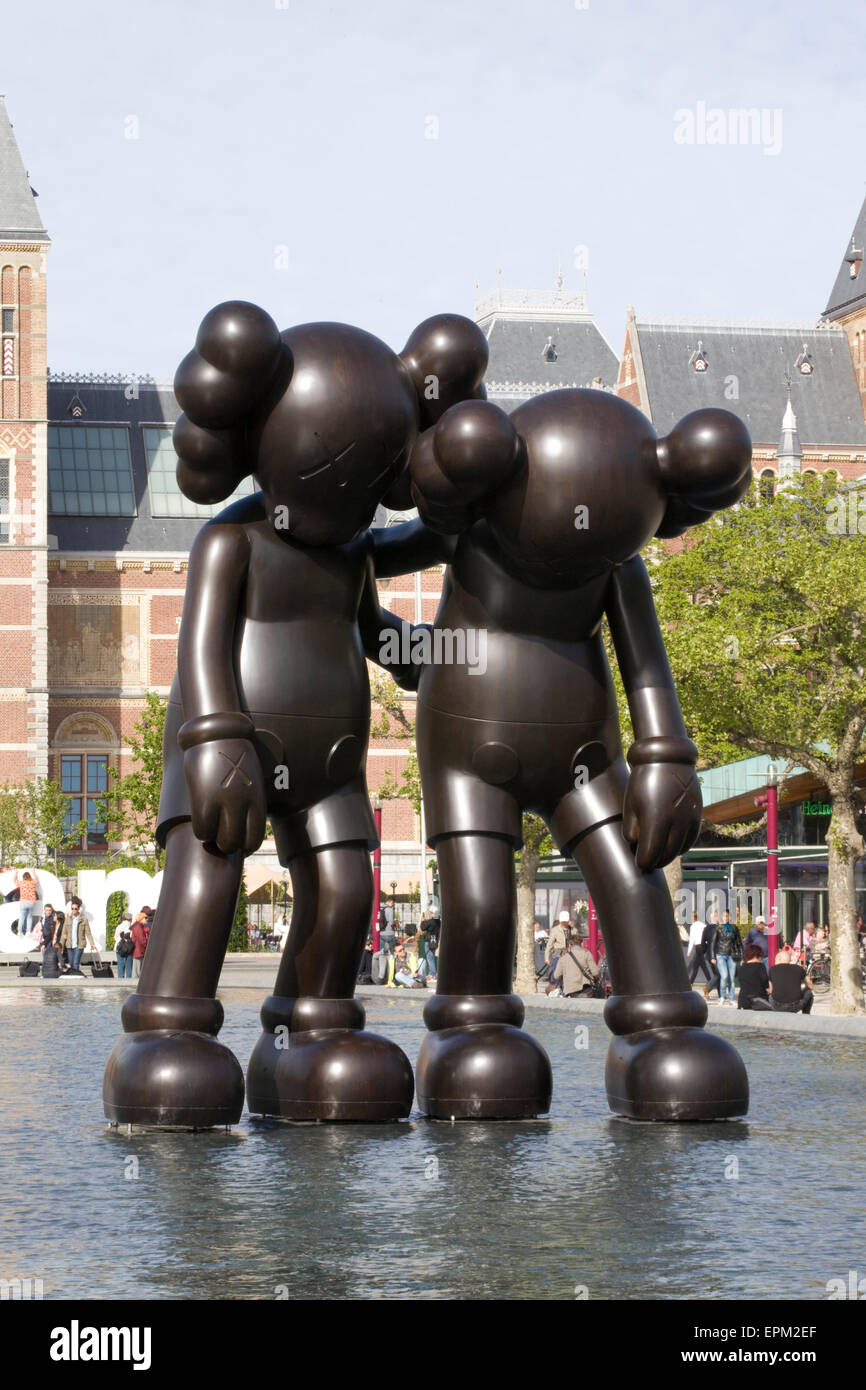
[404,389,753,1121]
[103,301,487,1127]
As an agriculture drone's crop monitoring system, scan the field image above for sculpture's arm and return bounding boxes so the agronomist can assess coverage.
[605,555,701,871]
[358,553,426,692]
[370,518,458,579]
[176,522,265,854]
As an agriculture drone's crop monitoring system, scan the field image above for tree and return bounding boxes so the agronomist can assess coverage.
[513,814,555,993]
[649,474,866,1014]
[99,691,167,870]
[369,668,421,810]
[21,779,87,870]
[0,782,25,866]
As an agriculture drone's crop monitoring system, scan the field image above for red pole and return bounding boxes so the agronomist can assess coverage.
[767,766,779,968]
[372,804,382,952]
[588,893,599,962]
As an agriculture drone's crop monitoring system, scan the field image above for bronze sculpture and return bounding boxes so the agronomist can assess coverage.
[103,301,487,1127]
[403,390,753,1121]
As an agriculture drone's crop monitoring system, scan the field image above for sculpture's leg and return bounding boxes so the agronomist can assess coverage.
[103,821,245,1128]
[245,841,413,1121]
[415,832,552,1120]
[571,820,749,1121]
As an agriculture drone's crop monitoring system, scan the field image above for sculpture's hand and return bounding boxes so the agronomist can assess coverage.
[622,760,702,872]
[183,738,266,855]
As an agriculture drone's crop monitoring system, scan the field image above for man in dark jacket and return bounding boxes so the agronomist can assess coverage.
[696,917,721,1000]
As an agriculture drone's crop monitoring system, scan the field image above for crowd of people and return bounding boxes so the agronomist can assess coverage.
[685,911,834,1013]
[356,900,441,988]
[534,912,606,998]
[4,867,153,979]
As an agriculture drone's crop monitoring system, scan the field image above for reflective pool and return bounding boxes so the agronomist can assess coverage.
[0,989,863,1299]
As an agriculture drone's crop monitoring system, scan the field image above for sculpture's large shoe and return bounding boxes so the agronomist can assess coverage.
[103,1031,245,1128]
[245,997,414,1122]
[416,994,552,1120]
[603,992,749,1121]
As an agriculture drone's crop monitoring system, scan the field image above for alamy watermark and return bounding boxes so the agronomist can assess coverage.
[674,102,782,157]
[379,625,488,675]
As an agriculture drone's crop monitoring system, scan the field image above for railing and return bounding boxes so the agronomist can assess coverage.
[474,287,589,319]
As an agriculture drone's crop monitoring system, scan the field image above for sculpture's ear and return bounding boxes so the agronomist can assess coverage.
[399,313,489,430]
[407,400,524,533]
[654,408,752,539]
[173,300,286,503]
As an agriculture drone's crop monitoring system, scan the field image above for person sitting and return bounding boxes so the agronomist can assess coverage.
[357,936,374,985]
[552,927,600,998]
[809,926,830,962]
[389,940,427,988]
[767,956,814,1015]
[737,943,770,1010]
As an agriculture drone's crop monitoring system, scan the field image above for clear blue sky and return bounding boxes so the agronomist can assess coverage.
[4,0,865,376]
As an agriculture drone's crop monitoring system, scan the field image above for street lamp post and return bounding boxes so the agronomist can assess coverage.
[372,802,382,951]
[767,764,780,967]
[588,893,599,961]
[414,570,430,920]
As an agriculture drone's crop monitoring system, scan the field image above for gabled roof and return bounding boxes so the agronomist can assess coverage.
[481,316,618,392]
[0,95,48,242]
[633,320,866,447]
[823,193,866,322]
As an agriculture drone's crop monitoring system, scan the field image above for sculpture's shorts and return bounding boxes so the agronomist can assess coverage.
[157,698,378,862]
[416,701,628,853]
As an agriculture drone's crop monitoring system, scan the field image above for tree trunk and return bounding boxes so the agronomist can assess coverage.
[514,844,540,995]
[826,796,865,1016]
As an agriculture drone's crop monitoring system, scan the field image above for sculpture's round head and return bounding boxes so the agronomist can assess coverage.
[173,302,488,546]
[409,389,752,587]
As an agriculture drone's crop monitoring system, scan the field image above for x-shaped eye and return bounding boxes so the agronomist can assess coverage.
[298,440,357,488]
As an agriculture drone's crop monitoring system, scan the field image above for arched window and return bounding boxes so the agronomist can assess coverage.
[759,468,776,501]
[53,713,119,852]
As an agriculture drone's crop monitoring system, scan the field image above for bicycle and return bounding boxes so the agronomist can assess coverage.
[807,952,831,994]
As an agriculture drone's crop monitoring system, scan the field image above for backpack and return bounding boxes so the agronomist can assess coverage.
[116,935,133,958]
[18,959,40,976]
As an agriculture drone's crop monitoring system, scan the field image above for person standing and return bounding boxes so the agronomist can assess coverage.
[13,870,39,936]
[696,916,721,998]
[115,915,134,980]
[744,915,769,962]
[710,911,743,1006]
[60,897,95,975]
[131,910,150,979]
[379,898,397,953]
[793,920,814,963]
[686,912,708,983]
[546,911,569,964]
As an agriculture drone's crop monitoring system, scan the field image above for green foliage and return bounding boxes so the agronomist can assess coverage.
[369,667,421,812]
[647,475,866,776]
[21,779,87,870]
[99,691,167,870]
[0,782,25,866]
[105,891,126,951]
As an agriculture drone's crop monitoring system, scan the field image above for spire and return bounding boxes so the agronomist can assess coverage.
[777,391,802,479]
[823,191,865,321]
[0,95,48,242]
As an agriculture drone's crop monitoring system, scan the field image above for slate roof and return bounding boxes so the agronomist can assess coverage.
[0,96,48,241]
[634,322,866,447]
[45,378,206,552]
[480,315,618,395]
[823,193,866,321]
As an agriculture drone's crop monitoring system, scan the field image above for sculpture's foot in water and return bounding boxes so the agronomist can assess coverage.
[603,992,749,1121]
[103,995,244,1128]
[245,996,414,1122]
[416,994,552,1120]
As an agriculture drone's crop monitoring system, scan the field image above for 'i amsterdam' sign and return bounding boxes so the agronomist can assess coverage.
[0,867,163,955]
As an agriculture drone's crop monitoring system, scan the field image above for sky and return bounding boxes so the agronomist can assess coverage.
[3,0,865,377]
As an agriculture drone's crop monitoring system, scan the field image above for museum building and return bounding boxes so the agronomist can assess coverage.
[2,92,866,921]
